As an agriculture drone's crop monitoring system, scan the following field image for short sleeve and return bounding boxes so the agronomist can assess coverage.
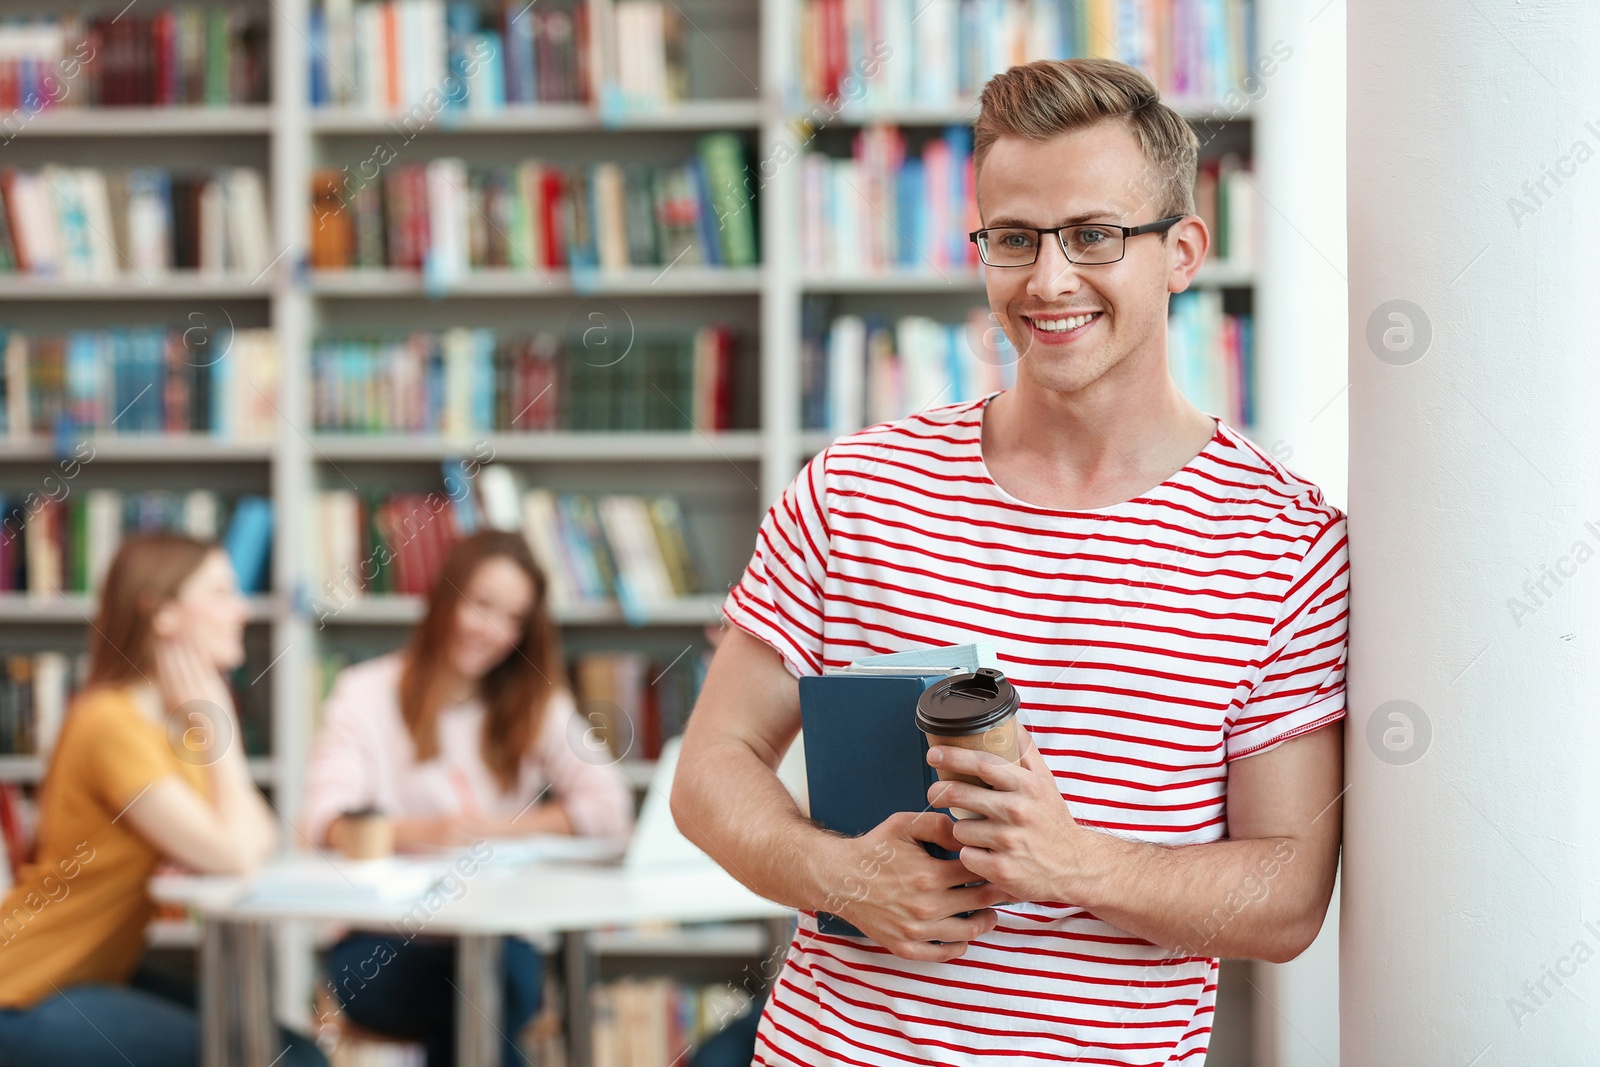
[299,665,384,847]
[721,452,831,678]
[532,689,634,839]
[1227,514,1350,761]
[73,695,182,813]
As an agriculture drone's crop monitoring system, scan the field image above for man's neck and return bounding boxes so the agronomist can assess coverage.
[982,376,1216,511]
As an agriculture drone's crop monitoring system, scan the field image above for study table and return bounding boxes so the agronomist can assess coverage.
[151,853,793,1067]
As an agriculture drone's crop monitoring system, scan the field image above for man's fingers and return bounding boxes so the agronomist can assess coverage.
[920,908,998,945]
[929,745,1023,789]
[929,779,1007,819]
[906,811,961,851]
[947,881,1006,914]
[888,938,972,964]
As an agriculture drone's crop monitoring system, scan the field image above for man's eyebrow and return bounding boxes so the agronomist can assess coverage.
[983,210,1125,228]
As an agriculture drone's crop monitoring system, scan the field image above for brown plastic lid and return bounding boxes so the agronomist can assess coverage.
[915,668,1020,736]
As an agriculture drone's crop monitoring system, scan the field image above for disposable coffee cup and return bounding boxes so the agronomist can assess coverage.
[915,668,1022,820]
[336,807,394,860]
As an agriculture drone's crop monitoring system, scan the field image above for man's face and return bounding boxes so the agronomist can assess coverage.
[976,120,1186,399]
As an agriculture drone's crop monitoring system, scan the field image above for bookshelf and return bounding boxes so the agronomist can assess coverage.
[0,0,1271,1061]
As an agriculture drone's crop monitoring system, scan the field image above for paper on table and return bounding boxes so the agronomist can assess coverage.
[240,856,448,907]
[469,835,629,866]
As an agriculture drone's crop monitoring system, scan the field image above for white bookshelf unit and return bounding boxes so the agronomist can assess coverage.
[0,0,1277,1062]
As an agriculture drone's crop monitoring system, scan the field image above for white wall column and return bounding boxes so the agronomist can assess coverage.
[1345,2,1600,1063]
[1253,0,1348,514]
[1249,1,1346,1062]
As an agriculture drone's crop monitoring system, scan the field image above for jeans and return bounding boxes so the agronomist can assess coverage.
[324,933,543,1067]
[0,962,326,1067]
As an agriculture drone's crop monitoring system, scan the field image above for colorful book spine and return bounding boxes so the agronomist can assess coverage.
[0,8,268,112]
[800,124,979,275]
[797,0,1255,109]
[1167,288,1253,428]
[0,165,270,279]
[312,0,683,110]
[801,302,1015,433]
[0,489,249,595]
[312,486,706,618]
[310,325,738,434]
[0,327,277,440]
[309,137,754,274]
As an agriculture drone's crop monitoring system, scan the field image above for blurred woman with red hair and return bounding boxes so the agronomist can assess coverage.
[301,528,633,1066]
[0,533,326,1067]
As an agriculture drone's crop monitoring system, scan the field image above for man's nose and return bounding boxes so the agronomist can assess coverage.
[1026,235,1084,302]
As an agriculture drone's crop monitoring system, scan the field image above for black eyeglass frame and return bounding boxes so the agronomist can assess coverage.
[967,214,1187,267]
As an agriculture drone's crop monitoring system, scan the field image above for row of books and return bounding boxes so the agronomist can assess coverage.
[0,490,274,596]
[310,133,756,275]
[591,978,754,1067]
[0,166,272,278]
[800,125,978,274]
[1,327,278,440]
[800,304,1015,433]
[1195,153,1254,267]
[309,0,691,114]
[313,482,706,617]
[0,652,78,759]
[796,0,1256,108]
[1168,288,1252,427]
[0,648,269,766]
[801,295,1252,433]
[310,0,588,110]
[312,325,738,435]
[572,647,710,762]
[0,9,268,113]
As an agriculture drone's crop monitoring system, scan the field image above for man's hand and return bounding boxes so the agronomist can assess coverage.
[926,730,1107,906]
[927,724,1345,963]
[823,811,1009,964]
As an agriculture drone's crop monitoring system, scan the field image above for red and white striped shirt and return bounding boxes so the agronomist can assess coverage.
[721,392,1349,1067]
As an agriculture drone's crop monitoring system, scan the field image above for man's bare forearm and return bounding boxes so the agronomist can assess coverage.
[1079,832,1330,963]
[671,736,850,913]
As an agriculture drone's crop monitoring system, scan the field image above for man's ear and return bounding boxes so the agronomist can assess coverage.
[1167,214,1210,293]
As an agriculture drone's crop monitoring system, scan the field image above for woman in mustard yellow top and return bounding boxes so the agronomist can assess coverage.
[0,533,326,1067]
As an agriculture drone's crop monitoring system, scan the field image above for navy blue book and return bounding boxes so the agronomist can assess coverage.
[798,642,996,938]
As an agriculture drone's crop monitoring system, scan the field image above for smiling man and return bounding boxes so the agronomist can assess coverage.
[673,58,1348,1066]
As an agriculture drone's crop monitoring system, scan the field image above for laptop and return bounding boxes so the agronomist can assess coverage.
[483,732,809,870]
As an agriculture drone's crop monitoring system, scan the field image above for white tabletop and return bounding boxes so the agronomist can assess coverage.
[151,853,792,935]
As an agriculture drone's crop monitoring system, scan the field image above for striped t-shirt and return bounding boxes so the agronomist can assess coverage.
[721,392,1349,1067]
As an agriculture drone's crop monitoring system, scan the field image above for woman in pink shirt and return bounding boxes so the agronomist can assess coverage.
[301,530,633,1066]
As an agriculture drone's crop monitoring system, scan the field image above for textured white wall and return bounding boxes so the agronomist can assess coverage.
[1253,0,1348,515]
[1248,3,1347,1064]
[1345,1,1600,1062]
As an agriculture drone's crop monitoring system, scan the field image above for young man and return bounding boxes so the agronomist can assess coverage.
[673,57,1347,1066]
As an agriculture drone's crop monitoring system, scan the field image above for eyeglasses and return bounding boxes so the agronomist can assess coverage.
[968,215,1186,268]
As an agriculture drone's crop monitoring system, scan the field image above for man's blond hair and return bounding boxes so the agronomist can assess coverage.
[974,58,1199,221]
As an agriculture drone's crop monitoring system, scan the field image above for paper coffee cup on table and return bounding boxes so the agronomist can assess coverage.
[336,807,394,860]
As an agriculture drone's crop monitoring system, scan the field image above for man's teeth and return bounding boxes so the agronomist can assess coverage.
[1032,313,1098,333]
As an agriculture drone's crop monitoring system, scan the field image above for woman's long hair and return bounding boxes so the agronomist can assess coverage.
[398,530,562,793]
[85,533,217,690]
